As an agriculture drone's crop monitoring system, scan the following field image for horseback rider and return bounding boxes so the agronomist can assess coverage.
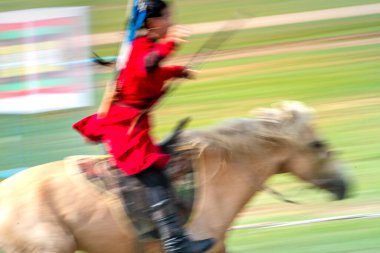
[73,0,214,252]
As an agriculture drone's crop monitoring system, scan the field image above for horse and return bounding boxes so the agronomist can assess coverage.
[0,101,349,253]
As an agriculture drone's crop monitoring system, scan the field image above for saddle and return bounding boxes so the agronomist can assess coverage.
[67,119,197,240]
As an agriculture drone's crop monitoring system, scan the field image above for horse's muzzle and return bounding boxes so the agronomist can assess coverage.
[320,178,348,200]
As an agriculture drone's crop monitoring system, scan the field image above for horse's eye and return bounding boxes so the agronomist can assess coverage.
[309,140,325,150]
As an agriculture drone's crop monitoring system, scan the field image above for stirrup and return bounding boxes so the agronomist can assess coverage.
[164,236,215,253]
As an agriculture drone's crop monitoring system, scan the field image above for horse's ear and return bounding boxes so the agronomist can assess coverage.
[252,108,283,123]
[283,108,300,123]
[276,101,314,124]
[252,107,300,123]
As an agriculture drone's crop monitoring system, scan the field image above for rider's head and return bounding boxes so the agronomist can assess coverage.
[144,0,172,39]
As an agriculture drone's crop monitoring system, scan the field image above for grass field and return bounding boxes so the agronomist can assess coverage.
[94,13,380,58]
[1,1,380,252]
[2,0,380,32]
[228,218,380,252]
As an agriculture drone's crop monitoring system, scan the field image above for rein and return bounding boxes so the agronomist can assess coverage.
[263,185,301,205]
[193,145,301,205]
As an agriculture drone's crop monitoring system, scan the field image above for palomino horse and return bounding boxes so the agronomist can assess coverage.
[0,101,348,253]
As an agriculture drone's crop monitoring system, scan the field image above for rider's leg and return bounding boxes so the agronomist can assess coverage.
[134,167,214,253]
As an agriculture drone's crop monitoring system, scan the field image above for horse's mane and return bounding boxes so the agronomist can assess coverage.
[181,101,314,158]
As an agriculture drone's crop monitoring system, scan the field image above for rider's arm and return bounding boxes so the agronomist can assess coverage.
[144,41,177,74]
[144,25,190,74]
[160,66,190,80]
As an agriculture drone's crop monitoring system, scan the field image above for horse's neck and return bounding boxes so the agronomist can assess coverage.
[187,148,283,240]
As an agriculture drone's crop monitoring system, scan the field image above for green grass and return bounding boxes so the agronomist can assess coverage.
[1,0,380,33]
[93,13,380,56]
[153,44,380,127]
[227,218,380,253]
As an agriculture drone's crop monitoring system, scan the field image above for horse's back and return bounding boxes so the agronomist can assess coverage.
[0,161,65,190]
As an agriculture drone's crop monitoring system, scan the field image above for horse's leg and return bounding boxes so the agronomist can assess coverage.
[208,241,227,253]
[141,241,164,253]
[0,224,76,253]
[35,236,76,253]
[30,223,77,253]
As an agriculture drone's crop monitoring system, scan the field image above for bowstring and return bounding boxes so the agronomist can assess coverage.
[156,16,248,113]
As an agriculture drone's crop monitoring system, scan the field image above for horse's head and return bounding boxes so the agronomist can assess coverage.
[256,101,349,200]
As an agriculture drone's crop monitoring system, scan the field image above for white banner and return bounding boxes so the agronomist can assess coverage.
[0,7,93,114]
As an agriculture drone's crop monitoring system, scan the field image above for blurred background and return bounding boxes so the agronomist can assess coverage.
[1,0,380,252]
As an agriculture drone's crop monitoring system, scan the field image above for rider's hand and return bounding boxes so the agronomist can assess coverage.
[164,25,191,45]
[183,68,199,79]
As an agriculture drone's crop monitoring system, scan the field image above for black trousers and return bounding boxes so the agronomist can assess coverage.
[133,166,170,189]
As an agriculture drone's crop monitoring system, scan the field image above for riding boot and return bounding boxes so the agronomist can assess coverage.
[146,186,215,253]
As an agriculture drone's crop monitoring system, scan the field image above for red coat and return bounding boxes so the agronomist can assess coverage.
[73,36,185,175]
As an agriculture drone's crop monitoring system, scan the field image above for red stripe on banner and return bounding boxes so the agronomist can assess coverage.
[0,17,76,32]
[0,86,82,99]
